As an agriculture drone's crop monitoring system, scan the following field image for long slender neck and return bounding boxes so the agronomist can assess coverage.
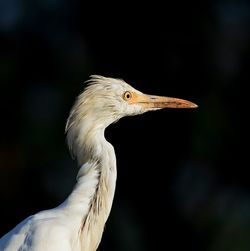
[63,122,117,251]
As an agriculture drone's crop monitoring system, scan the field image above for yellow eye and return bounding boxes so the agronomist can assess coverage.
[123,91,133,101]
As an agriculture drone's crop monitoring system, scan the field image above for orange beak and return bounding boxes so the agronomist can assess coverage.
[128,92,198,109]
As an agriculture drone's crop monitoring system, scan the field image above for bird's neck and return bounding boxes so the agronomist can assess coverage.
[63,123,117,250]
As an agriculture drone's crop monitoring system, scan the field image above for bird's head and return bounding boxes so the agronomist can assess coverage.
[65,75,197,161]
[66,75,197,129]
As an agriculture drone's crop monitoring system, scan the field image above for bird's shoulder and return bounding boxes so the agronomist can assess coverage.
[0,209,72,251]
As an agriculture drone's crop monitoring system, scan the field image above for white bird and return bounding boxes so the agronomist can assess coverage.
[0,75,197,251]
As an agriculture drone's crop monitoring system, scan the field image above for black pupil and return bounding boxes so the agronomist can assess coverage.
[126,93,130,99]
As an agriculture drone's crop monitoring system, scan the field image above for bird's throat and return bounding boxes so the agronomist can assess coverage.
[66,126,117,250]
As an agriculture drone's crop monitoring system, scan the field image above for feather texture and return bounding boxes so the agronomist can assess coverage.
[0,75,196,250]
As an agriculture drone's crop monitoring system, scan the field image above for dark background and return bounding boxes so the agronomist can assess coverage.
[0,1,250,250]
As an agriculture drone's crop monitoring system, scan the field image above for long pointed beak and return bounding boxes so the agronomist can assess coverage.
[133,93,198,109]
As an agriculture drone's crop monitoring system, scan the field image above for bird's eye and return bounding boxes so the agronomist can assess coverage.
[123,91,132,101]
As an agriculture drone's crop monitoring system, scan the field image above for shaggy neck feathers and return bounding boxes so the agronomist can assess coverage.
[64,91,117,251]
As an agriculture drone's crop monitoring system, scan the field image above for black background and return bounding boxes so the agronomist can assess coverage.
[1,1,250,250]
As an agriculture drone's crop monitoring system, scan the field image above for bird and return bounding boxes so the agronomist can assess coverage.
[0,75,197,251]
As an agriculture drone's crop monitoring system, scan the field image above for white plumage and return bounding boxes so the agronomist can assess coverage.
[0,75,197,251]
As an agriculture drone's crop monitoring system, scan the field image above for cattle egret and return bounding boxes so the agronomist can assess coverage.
[0,75,197,251]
